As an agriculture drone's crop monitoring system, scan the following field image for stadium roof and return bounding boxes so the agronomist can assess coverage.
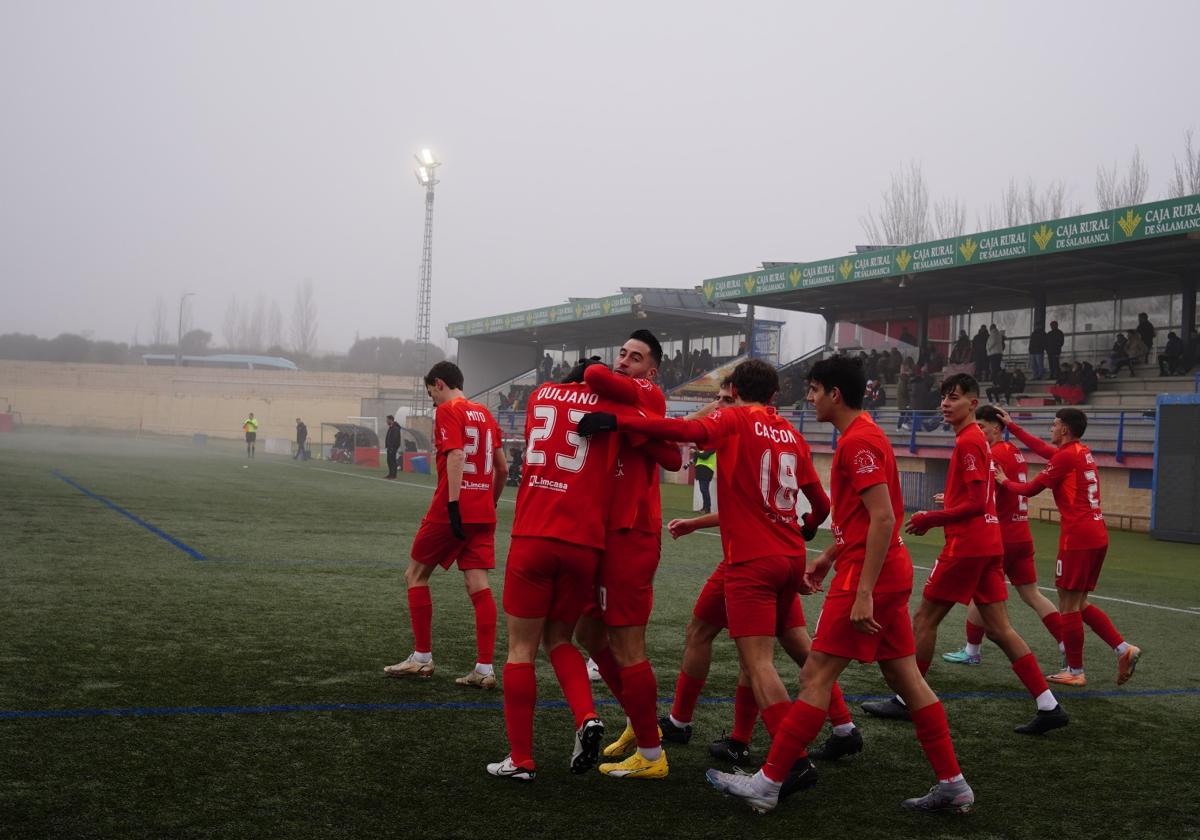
[697,193,1200,321]
[142,353,299,370]
[447,287,754,347]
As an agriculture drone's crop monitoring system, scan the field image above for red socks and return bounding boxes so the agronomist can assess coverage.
[591,647,624,699]
[965,620,985,646]
[828,682,853,727]
[760,701,790,739]
[469,588,496,665]
[407,586,433,653]
[620,660,661,749]
[1041,611,1064,644]
[911,701,961,781]
[762,700,824,783]
[503,662,537,768]
[1011,652,1050,699]
[1082,604,1124,649]
[730,684,757,743]
[548,644,596,729]
[671,671,706,724]
[1062,610,1085,670]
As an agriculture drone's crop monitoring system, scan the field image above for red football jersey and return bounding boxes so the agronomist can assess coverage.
[511,382,623,550]
[942,423,1003,558]
[696,405,819,565]
[828,413,913,594]
[1030,442,1108,551]
[584,365,668,534]
[990,440,1032,544]
[427,397,503,524]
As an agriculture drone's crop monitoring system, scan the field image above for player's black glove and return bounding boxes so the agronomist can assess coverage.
[447,501,466,540]
[800,512,818,542]
[577,412,618,437]
[561,356,605,384]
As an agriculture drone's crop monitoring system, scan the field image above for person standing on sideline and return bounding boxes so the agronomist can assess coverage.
[693,446,716,513]
[1046,321,1065,378]
[242,412,258,458]
[1028,325,1047,380]
[294,418,308,460]
[384,414,403,478]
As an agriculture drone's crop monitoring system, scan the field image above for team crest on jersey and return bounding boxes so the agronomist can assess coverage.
[853,449,878,475]
[962,453,978,472]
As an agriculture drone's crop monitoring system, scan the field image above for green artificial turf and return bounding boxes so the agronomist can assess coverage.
[2,429,1199,839]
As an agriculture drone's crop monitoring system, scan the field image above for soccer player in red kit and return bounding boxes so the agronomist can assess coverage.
[864,373,1067,737]
[384,362,507,687]
[660,382,862,769]
[579,359,831,796]
[942,405,1064,666]
[570,331,684,780]
[991,406,1142,686]
[487,360,668,782]
[701,356,973,815]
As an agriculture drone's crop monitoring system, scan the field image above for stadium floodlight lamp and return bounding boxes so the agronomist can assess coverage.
[415,166,430,186]
[419,148,437,167]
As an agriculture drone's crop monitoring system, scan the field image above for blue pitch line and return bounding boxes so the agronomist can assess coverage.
[50,470,206,561]
[4,686,1199,722]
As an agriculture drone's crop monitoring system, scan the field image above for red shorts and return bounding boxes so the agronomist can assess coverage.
[503,536,601,624]
[693,562,806,633]
[812,589,915,663]
[591,528,661,627]
[1056,546,1107,592]
[1002,541,1038,587]
[724,555,803,639]
[411,519,496,570]
[923,553,1007,606]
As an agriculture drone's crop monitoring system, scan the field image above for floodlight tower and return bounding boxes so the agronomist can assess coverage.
[413,148,440,416]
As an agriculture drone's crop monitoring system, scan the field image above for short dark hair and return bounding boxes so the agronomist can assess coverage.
[424,361,464,390]
[940,372,979,398]
[728,358,779,405]
[719,375,734,389]
[975,404,1005,428]
[1056,407,1088,438]
[628,329,663,365]
[386,414,395,422]
[807,356,865,409]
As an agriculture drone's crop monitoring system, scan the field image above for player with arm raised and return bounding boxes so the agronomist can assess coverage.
[486,361,635,782]
[863,374,1067,737]
[568,331,685,780]
[942,404,1065,666]
[700,356,973,815]
[991,406,1141,686]
[384,362,507,687]
[579,359,830,795]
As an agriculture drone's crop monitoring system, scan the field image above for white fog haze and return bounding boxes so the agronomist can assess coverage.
[1,0,1198,358]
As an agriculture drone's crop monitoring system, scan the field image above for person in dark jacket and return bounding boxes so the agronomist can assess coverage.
[1046,321,1065,378]
[972,326,990,380]
[384,414,403,478]
[1158,332,1184,375]
[294,418,309,460]
[1136,313,1156,362]
[1028,326,1047,379]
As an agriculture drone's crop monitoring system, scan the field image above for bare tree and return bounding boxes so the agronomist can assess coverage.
[1096,146,1149,209]
[240,295,266,353]
[266,300,284,350]
[222,296,242,350]
[1167,129,1200,199]
[290,281,318,355]
[150,296,170,347]
[1025,178,1073,220]
[860,160,930,246]
[933,197,967,238]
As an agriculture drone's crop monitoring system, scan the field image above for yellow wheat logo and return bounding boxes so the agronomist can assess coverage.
[504,316,512,329]
[703,280,714,301]
[602,299,612,315]
[895,250,911,271]
[574,303,584,319]
[525,312,533,325]
[839,259,853,280]
[1117,209,1142,237]
[959,238,978,261]
[789,267,801,287]
[743,275,757,295]
[549,309,558,322]
[1033,225,1054,250]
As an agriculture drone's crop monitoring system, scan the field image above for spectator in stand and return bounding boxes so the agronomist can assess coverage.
[899,326,917,346]
[540,353,554,384]
[1011,368,1026,397]
[1046,321,1065,378]
[896,358,912,429]
[689,349,702,377]
[699,347,713,371]
[972,326,990,380]
[863,379,886,411]
[866,350,880,382]
[926,344,945,373]
[1123,330,1146,375]
[1136,313,1156,362]
[1080,362,1099,398]
[985,368,1013,404]
[1028,325,1047,380]
[1158,332,1185,375]
[888,347,903,383]
[951,330,972,364]
[987,325,1006,380]
[1051,363,1086,405]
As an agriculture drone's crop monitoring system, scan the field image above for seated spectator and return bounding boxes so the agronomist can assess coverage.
[863,379,885,411]
[951,330,972,364]
[1051,362,1086,405]
[926,344,945,373]
[1108,334,1132,376]
[1123,329,1146,374]
[1010,368,1026,396]
[1080,362,1099,398]
[1158,332,1185,375]
[985,369,1014,404]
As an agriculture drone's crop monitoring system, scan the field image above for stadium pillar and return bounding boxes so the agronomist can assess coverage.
[1181,271,1197,348]
[1033,290,1047,332]
[916,300,929,353]
[745,304,756,359]
[824,314,836,349]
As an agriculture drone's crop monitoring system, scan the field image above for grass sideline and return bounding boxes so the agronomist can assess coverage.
[2,428,1199,840]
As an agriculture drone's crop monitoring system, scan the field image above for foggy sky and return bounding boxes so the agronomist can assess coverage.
[2,0,1198,358]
